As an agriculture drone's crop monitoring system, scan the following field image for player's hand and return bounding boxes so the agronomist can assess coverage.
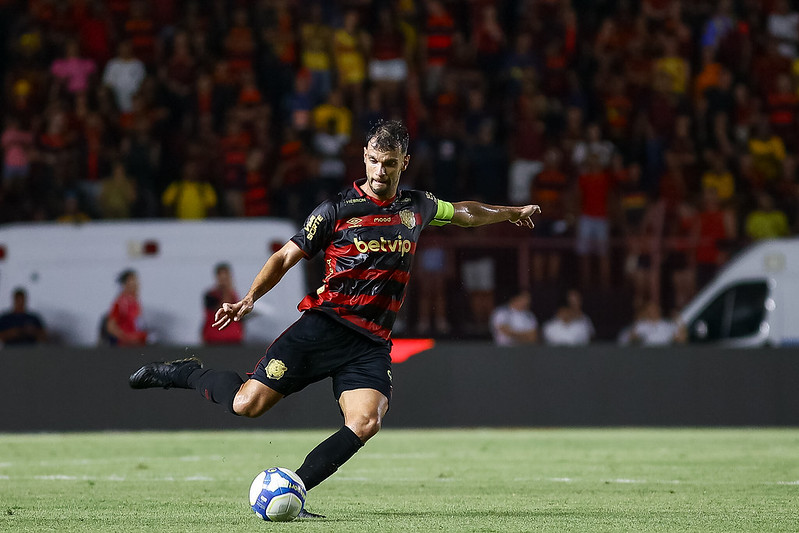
[510,205,541,229]
[213,298,254,330]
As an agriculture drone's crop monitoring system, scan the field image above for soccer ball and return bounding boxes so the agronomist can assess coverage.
[248,467,306,522]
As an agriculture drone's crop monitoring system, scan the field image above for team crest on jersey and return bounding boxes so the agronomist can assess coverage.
[265,358,288,380]
[347,217,363,227]
[400,209,416,229]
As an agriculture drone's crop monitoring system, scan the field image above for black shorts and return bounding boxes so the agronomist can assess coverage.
[250,311,393,402]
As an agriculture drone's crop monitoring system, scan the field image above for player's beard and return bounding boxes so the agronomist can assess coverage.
[367,174,397,199]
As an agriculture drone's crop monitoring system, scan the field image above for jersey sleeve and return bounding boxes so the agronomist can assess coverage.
[290,200,336,258]
[417,190,454,228]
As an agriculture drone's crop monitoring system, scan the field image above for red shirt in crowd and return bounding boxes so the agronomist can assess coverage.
[202,288,243,344]
[579,171,613,218]
[109,292,147,345]
[695,209,727,265]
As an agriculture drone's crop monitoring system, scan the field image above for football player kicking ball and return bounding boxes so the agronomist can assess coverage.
[129,120,539,517]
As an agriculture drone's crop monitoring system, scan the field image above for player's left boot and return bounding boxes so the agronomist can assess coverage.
[129,357,203,389]
[297,508,326,519]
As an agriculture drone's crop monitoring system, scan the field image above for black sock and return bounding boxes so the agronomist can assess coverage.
[296,426,364,490]
[186,368,244,414]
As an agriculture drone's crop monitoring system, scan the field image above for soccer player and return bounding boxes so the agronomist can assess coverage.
[129,120,539,517]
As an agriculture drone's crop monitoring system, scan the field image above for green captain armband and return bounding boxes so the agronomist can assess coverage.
[430,199,454,226]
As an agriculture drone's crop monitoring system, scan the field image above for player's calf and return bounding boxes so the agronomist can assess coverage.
[129,357,246,415]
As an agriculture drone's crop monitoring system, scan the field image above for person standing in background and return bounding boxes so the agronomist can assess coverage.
[202,263,243,345]
[0,288,47,347]
[105,269,147,346]
[490,291,538,346]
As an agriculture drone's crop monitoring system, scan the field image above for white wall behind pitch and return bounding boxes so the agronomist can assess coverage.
[0,219,306,347]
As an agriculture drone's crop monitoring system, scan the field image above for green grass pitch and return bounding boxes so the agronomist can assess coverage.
[1,428,798,532]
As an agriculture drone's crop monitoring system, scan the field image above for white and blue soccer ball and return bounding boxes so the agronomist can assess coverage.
[248,467,307,522]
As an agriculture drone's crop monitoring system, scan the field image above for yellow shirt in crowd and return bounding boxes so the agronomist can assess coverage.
[162,180,217,219]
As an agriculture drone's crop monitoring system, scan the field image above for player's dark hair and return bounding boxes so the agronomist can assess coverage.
[12,287,26,298]
[214,262,231,275]
[117,268,136,284]
[366,119,409,155]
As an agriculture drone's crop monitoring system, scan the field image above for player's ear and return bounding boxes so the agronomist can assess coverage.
[402,154,410,171]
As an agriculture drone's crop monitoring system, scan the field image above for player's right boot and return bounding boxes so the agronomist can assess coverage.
[297,509,326,519]
[129,357,203,389]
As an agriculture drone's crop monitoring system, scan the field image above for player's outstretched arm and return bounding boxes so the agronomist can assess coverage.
[450,202,540,229]
[213,241,305,330]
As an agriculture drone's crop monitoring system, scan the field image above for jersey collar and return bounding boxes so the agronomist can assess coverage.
[353,179,396,207]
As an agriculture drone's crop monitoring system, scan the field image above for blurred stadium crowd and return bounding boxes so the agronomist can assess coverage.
[1,0,799,338]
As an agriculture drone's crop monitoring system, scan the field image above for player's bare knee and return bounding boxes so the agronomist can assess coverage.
[349,413,382,442]
[233,392,264,418]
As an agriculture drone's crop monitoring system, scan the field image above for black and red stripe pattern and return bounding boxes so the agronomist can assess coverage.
[291,180,441,344]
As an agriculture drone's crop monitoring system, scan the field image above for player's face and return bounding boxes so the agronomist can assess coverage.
[363,143,409,201]
[124,274,139,295]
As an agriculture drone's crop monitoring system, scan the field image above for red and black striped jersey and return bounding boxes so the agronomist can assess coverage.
[290,179,454,344]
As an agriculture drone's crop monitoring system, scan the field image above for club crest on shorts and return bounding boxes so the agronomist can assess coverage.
[265,358,288,380]
[400,209,416,229]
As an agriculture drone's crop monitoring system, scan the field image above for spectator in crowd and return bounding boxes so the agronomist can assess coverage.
[700,150,735,204]
[104,269,147,346]
[465,119,507,204]
[202,263,243,345]
[508,102,546,205]
[617,299,685,346]
[312,118,349,196]
[767,0,799,60]
[415,235,451,335]
[161,161,218,219]
[530,148,570,285]
[422,0,456,96]
[368,6,409,108]
[50,38,96,96]
[745,191,791,241]
[461,254,496,333]
[575,153,613,289]
[746,118,786,189]
[490,290,538,346]
[56,192,91,224]
[0,288,47,346]
[98,161,137,219]
[694,187,737,292]
[101,40,145,113]
[333,9,369,113]
[313,89,353,138]
[542,289,594,346]
[299,3,334,104]
[1,117,33,191]
[572,123,615,170]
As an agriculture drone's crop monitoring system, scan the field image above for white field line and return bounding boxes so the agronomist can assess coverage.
[360,453,439,460]
[514,477,683,484]
[0,475,217,482]
[0,455,226,468]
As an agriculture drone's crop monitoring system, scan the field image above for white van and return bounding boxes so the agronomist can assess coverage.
[680,238,799,347]
[0,220,306,347]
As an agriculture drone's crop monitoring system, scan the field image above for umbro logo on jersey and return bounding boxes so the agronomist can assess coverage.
[347,217,363,227]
